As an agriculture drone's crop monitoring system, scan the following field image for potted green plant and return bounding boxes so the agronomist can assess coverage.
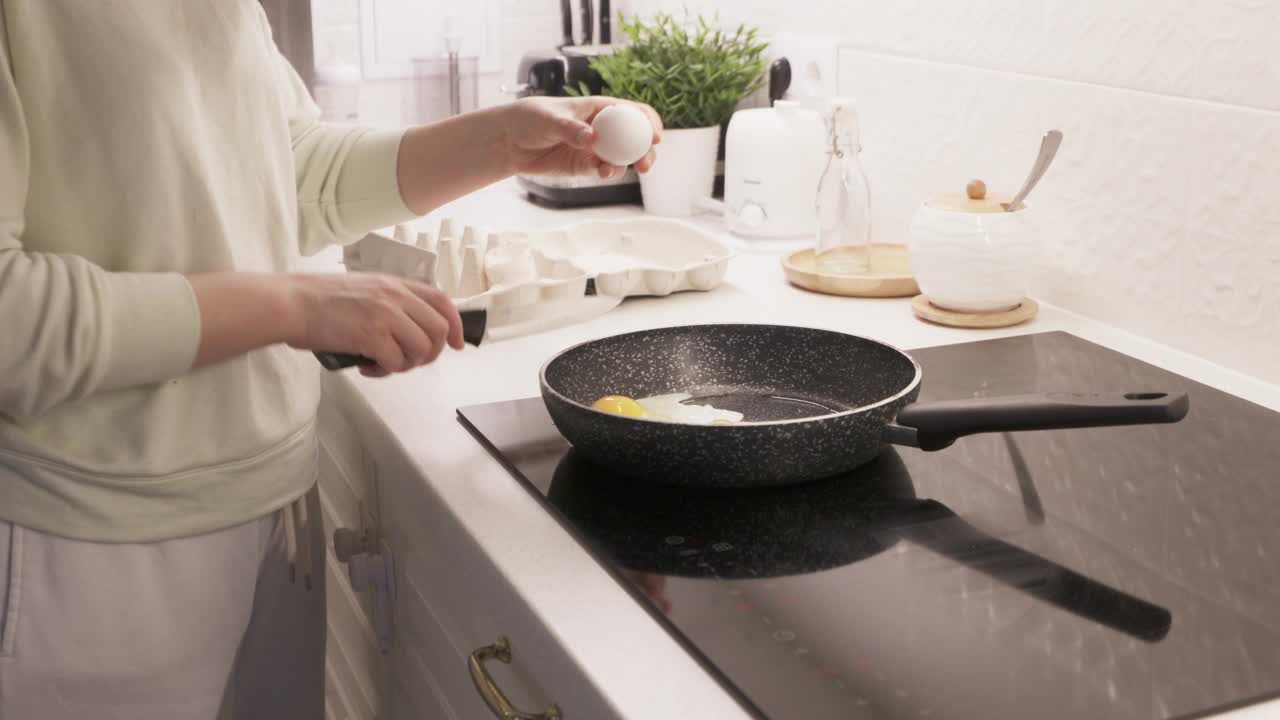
[572,13,768,217]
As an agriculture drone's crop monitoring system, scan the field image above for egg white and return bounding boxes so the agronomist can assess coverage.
[635,393,744,425]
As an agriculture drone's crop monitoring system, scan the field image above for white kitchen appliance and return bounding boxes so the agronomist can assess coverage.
[723,100,827,238]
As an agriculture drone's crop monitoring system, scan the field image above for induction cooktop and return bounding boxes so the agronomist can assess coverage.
[458,331,1280,720]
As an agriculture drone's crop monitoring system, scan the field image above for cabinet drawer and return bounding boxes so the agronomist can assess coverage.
[370,445,623,720]
[317,383,377,530]
[318,385,383,720]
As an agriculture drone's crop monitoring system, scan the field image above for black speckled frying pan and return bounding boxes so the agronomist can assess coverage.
[539,324,1189,487]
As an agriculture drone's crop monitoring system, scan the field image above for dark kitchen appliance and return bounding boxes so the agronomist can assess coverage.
[459,331,1280,720]
[511,0,638,208]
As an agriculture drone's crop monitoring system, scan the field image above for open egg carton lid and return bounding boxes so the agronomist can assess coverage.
[521,216,734,297]
[342,220,594,315]
[345,216,734,303]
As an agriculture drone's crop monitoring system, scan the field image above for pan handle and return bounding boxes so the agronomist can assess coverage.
[891,392,1189,451]
[313,308,488,371]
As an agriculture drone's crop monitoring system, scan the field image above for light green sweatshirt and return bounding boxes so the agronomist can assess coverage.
[0,1,416,541]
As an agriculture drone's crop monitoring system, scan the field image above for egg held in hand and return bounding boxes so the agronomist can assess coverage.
[591,104,653,167]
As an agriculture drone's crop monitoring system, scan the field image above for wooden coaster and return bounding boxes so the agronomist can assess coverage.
[783,245,919,298]
[911,295,1040,328]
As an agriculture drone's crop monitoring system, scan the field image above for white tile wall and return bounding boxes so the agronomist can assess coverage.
[624,0,1280,385]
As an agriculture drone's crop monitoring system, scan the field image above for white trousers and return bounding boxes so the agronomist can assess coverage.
[0,487,325,720]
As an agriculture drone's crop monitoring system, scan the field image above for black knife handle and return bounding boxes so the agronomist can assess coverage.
[580,0,593,45]
[559,0,574,47]
[314,308,487,371]
[768,58,791,106]
[314,351,372,370]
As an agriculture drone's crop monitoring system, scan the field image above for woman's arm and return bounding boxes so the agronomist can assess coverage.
[0,11,204,418]
[262,1,661,253]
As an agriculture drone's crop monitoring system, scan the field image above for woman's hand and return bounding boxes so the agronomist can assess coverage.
[499,96,663,179]
[187,271,462,377]
[396,97,662,215]
[283,273,464,377]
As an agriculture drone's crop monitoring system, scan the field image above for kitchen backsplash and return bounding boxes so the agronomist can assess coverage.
[310,0,1278,386]
[616,0,1280,386]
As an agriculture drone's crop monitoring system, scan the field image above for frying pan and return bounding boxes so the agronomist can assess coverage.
[547,448,1173,642]
[540,325,1189,487]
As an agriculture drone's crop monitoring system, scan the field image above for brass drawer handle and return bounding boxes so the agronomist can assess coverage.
[468,636,562,720]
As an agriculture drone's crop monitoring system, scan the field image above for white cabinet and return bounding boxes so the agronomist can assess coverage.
[320,377,624,720]
[371,437,623,720]
[357,0,500,79]
[318,377,395,720]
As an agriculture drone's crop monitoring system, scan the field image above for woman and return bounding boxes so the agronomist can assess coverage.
[0,2,660,718]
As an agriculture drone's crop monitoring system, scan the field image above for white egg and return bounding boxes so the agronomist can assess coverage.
[483,242,537,288]
[636,393,744,425]
[591,104,653,167]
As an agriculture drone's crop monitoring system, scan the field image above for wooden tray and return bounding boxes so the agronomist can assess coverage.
[783,245,919,298]
[911,295,1040,328]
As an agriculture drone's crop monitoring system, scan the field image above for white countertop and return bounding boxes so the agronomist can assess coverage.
[303,179,1280,719]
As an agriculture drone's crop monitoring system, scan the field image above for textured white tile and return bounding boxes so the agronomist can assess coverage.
[630,0,1280,111]
[1032,84,1191,343]
[1028,0,1279,111]
[835,43,1280,384]
[1186,0,1280,110]
[835,48,1277,381]
[1180,104,1280,381]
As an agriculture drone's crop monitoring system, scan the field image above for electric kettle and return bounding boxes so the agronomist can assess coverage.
[723,101,828,238]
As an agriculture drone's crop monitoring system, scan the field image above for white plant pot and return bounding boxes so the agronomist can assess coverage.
[637,126,721,218]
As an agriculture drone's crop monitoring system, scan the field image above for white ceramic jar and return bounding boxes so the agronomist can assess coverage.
[908,198,1036,313]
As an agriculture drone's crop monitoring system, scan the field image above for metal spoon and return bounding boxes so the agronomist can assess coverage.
[1005,130,1063,212]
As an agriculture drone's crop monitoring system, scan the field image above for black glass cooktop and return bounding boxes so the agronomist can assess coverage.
[458,331,1280,720]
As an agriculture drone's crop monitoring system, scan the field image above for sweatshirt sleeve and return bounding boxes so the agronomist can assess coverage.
[0,12,200,419]
[258,10,419,256]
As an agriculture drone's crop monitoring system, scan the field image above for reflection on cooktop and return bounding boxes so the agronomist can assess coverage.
[458,331,1280,720]
[550,448,1171,643]
[547,448,915,579]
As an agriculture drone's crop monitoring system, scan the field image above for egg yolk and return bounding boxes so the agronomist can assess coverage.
[592,395,647,418]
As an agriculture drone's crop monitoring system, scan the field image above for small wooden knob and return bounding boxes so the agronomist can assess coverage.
[966,179,987,200]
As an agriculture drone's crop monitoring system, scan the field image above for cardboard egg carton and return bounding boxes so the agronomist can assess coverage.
[342,219,588,309]
[343,216,733,311]
[522,217,733,297]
